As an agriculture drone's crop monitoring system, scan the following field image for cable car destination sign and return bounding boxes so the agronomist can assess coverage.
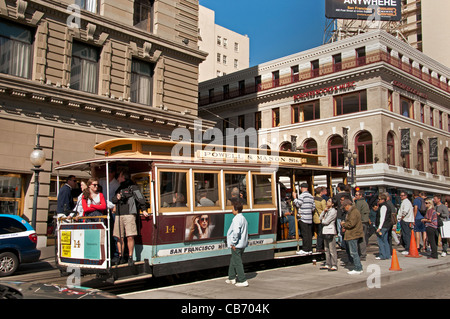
[195,150,307,165]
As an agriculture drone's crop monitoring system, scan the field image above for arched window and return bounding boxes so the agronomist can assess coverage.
[444,148,450,177]
[355,131,373,165]
[328,135,344,167]
[387,132,395,165]
[303,139,318,154]
[417,140,424,171]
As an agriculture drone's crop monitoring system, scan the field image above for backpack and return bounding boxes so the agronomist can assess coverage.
[390,208,398,226]
[418,197,427,215]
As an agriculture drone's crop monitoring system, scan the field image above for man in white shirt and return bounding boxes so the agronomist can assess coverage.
[397,192,414,254]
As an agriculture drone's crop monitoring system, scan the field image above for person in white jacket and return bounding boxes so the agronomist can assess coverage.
[226,201,249,287]
[397,192,414,254]
[319,197,338,271]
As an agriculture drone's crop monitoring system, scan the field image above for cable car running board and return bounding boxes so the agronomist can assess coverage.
[274,251,323,259]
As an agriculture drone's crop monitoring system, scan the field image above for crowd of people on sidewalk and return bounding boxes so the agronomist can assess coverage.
[282,183,450,275]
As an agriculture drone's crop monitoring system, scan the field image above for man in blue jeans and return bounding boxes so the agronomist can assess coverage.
[341,199,364,275]
[376,194,393,260]
[226,201,249,287]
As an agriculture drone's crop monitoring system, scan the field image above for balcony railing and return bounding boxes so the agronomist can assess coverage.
[199,51,450,107]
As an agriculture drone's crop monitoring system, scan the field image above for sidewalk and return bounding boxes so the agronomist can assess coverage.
[119,244,450,299]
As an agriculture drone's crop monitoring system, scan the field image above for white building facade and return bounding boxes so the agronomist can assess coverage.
[199,30,450,197]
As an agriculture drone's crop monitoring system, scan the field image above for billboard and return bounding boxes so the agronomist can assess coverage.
[325,0,402,21]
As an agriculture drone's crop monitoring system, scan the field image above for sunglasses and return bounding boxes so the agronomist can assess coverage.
[200,217,208,222]
[91,184,99,187]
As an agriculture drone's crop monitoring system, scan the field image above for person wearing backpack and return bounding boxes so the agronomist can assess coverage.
[412,190,427,253]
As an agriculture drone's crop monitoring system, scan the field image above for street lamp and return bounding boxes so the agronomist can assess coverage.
[345,150,357,189]
[30,134,46,230]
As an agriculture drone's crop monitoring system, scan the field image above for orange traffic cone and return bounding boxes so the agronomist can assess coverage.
[389,249,402,271]
[406,230,422,258]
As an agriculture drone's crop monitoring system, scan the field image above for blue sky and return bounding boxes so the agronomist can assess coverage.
[199,0,327,66]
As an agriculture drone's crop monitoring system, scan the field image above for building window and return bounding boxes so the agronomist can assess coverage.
[388,90,393,112]
[417,140,424,171]
[311,59,319,78]
[223,38,228,48]
[328,135,344,167]
[134,0,154,32]
[334,90,367,116]
[70,41,99,94]
[217,36,221,46]
[402,153,411,169]
[439,111,443,129]
[355,131,373,165]
[0,20,33,79]
[255,112,261,130]
[238,115,245,129]
[420,104,425,123]
[430,107,434,126]
[303,139,318,154]
[76,0,98,13]
[208,88,214,103]
[234,59,238,69]
[234,42,239,52]
[333,53,342,72]
[255,76,261,91]
[238,80,245,96]
[400,96,414,119]
[292,100,320,123]
[130,59,154,105]
[223,55,227,65]
[444,148,450,177]
[291,65,299,82]
[272,71,279,88]
[272,108,280,127]
[217,53,221,63]
[356,47,366,66]
[0,173,25,215]
[387,132,395,165]
[223,84,229,99]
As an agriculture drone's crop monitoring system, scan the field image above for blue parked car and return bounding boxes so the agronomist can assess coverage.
[0,214,41,277]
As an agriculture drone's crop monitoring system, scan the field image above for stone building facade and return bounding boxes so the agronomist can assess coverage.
[199,30,450,199]
[0,0,213,246]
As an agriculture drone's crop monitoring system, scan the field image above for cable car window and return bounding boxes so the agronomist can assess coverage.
[224,173,248,207]
[252,174,273,206]
[159,171,188,209]
[194,172,220,208]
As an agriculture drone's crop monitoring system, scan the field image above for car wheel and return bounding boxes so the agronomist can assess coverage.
[0,252,19,277]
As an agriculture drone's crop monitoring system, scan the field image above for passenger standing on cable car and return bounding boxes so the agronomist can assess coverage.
[81,178,107,222]
[226,201,249,287]
[293,183,315,255]
[112,171,149,266]
[56,175,77,220]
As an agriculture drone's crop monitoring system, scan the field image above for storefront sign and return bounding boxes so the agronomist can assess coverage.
[429,138,438,162]
[392,81,428,99]
[400,128,410,155]
[293,81,356,102]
